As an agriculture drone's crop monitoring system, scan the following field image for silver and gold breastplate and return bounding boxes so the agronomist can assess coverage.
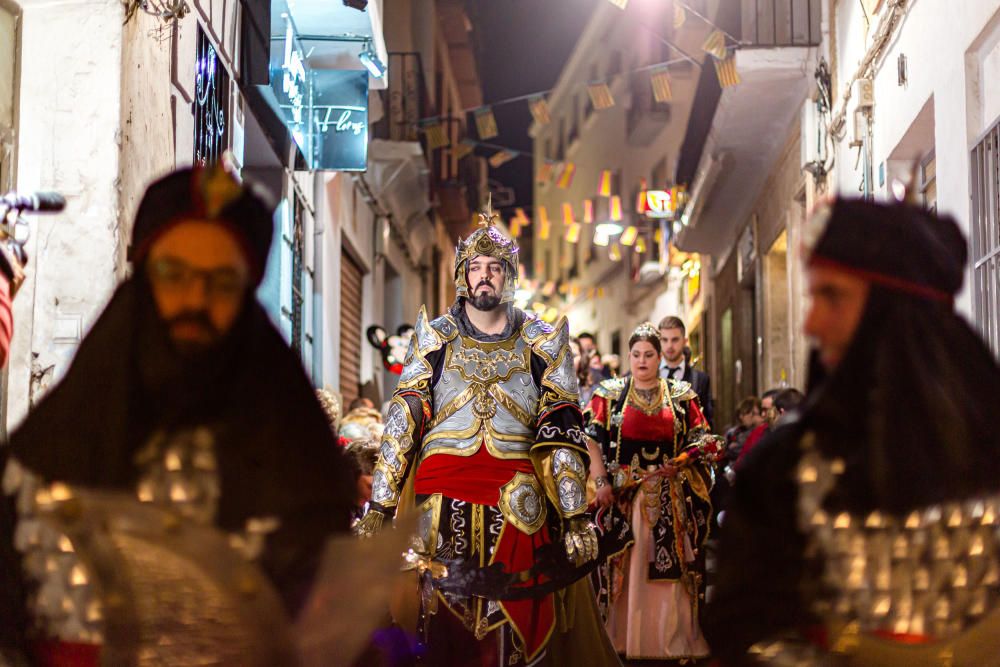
[421,333,539,461]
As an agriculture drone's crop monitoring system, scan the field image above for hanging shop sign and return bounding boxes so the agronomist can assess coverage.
[269,7,370,171]
[312,69,369,171]
[644,190,675,219]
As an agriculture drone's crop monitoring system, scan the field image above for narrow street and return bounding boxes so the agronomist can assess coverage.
[1,0,1000,665]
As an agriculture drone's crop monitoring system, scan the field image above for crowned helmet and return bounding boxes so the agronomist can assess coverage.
[454,194,519,304]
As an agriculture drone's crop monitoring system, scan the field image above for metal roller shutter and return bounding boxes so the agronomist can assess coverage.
[339,252,364,403]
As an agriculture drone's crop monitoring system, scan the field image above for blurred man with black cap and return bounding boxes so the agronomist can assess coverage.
[704,198,1000,665]
[0,162,353,662]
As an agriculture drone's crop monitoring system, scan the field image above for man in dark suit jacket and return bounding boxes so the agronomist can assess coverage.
[658,315,714,427]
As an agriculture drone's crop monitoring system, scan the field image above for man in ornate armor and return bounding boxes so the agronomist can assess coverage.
[0,162,353,664]
[704,198,1000,665]
[357,199,608,665]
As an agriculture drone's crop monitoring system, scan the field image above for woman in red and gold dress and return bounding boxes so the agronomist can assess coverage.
[584,322,721,662]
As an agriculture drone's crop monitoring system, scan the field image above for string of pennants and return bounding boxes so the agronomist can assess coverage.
[418,0,743,162]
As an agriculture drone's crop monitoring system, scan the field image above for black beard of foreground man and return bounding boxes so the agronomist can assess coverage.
[356,199,620,666]
[0,162,354,665]
[704,198,1000,666]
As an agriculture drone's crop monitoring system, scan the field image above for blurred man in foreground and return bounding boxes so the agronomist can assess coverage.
[705,198,1000,665]
[0,163,353,664]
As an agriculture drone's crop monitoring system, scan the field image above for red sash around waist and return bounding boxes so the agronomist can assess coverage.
[414,443,535,504]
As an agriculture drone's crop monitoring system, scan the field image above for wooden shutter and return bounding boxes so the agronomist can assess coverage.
[339,252,364,403]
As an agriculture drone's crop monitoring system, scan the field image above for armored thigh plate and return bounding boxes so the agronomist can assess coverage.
[498,472,547,535]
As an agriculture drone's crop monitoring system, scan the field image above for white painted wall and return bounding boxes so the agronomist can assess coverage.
[9,0,126,428]
[829,0,1000,317]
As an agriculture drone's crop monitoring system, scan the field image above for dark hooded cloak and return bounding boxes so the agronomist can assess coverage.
[703,200,1000,661]
[0,166,353,653]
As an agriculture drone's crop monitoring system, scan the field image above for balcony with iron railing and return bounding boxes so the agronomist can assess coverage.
[674,0,819,259]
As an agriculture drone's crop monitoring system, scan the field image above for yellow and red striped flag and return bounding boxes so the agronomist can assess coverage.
[515,207,530,226]
[702,30,728,60]
[539,215,551,241]
[488,150,516,168]
[538,205,549,228]
[528,95,551,126]
[610,195,623,221]
[474,106,498,139]
[583,199,594,224]
[587,82,615,110]
[556,162,576,189]
[510,218,522,238]
[597,169,613,197]
[714,54,741,88]
[562,202,575,225]
[422,120,449,150]
[636,178,649,215]
[674,4,687,29]
[620,225,639,246]
[453,140,475,160]
[650,67,673,103]
[566,222,582,244]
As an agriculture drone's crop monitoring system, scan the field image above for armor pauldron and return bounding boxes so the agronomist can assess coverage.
[498,472,547,535]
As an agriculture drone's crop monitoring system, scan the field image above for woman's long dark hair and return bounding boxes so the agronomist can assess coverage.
[803,286,1000,514]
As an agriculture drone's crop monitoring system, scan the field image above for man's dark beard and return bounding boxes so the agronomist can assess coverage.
[166,310,221,356]
[468,282,502,311]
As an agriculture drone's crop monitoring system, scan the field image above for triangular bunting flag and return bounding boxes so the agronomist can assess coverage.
[474,107,498,140]
[635,236,648,253]
[714,54,741,88]
[583,199,594,224]
[556,162,576,189]
[609,195,623,222]
[538,205,549,227]
[636,178,649,214]
[650,67,673,103]
[538,207,551,240]
[515,207,530,225]
[566,222,582,244]
[597,169,613,197]
[674,4,687,29]
[562,202,575,225]
[421,120,449,150]
[488,150,516,168]
[587,82,615,110]
[702,30,729,60]
[609,243,622,261]
[620,226,638,246]
[528,95,552,126]
[453,140,475,160]
[510,218,521,238]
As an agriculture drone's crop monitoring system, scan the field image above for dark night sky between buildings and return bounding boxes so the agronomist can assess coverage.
[464,0,602,219]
